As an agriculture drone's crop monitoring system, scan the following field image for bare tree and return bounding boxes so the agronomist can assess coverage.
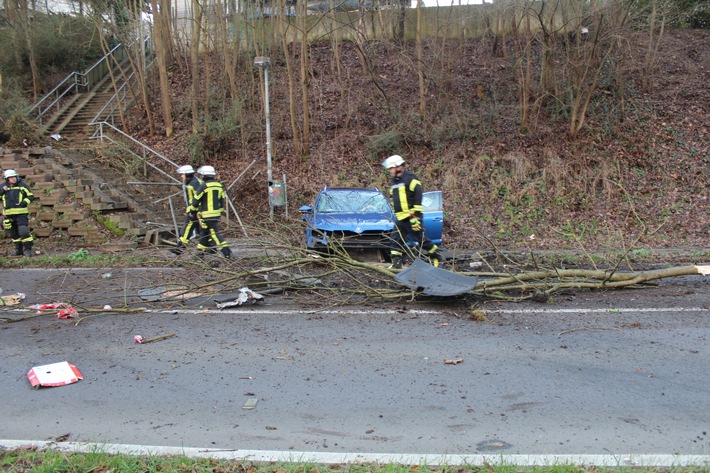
[641,0,668,93]
[190,0,203,134]
[415,0,425,119]
[298,0,311,156]
[150,0,174,136]
[5,0,42,98]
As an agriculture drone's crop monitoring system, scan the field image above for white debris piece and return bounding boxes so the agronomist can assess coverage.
[215,287,265,309]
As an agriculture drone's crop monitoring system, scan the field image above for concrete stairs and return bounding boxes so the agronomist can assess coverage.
[1,147,180,248]
[43,61,133,142]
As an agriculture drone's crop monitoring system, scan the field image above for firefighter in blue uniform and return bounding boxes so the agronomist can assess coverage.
[171,164,204,255]
[1,169,36,257]
[191,166,233,259]
[381,155,442,269]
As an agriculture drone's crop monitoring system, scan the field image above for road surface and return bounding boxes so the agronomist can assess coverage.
[1,267,709,462]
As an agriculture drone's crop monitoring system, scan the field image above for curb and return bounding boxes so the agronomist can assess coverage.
[1,440,709,467]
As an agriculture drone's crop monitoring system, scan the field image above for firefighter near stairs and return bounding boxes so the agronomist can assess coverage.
[171,164,203,255]
[381,155,442,269]
[190,166,233,259]
[1,169,36,257]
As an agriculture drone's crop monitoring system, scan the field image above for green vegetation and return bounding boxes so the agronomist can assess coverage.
[0,14,105,85]
[0,448,707,473]
[0,250,157,268]
[95,214,127,237]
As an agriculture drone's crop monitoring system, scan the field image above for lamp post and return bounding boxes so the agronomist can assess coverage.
[254,56,273,219]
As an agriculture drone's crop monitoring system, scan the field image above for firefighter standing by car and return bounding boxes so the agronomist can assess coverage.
[191,165,233,259]
[171,165,204,255]
[381,155,442,269]
[1,169,36,257]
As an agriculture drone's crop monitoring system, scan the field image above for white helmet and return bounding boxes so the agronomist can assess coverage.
[3,169,19,179]
[200,165,216,176]
[381,155,405,169]
[176,165,195,174]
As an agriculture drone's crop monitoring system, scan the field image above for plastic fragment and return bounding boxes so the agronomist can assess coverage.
[0,293,25,306]
[215,287,265,309]
[57,306,78,319]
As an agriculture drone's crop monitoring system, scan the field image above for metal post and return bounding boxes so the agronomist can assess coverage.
[264,66,273,187]
[254,56,273,220]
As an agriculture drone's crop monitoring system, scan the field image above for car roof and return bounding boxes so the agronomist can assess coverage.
[320,187,381,192]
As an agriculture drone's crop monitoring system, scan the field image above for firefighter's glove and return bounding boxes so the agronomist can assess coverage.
[3,218,11,230]
[409,216,422,232]
[199,220,208,229]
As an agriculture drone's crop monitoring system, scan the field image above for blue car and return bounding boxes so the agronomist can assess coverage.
[299,187,443,251]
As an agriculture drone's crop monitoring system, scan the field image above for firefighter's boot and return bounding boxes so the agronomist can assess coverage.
[388,255,403,270]
[429,252,443,268]
[12,242,23,257]
[221,247,233,259]
[170,243,185,255]
[23,241,33,257]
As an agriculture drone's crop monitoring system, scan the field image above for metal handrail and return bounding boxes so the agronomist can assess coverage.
[89,72,134,127]
[30,43,124,124]
[30,37,149,126]
[80,43,123,90]
[29,72,81,124]
[89,49,156,127]
[92,121,180,184]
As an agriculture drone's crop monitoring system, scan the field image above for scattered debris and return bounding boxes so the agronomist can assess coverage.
[138,286,210,301]
[27,361,83,389]
[243,398,259,410]
[50,134,62,141]
[214,287,265,309]
[28,302,78,319]
[134,333,176,344]
[395,258,479,296]
[57,306,79,319]
[0,293,25,306]
[444,358,464,365]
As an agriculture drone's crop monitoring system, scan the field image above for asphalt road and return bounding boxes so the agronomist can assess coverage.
[1,267,709,458]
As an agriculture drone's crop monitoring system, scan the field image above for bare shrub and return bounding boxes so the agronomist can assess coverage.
[499,151,534,184]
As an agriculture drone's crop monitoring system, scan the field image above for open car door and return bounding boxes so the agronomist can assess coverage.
[422,191,443,245]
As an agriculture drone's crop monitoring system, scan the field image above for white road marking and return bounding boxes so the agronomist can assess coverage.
[0,440,708,467]
[147,307,708,316]
[485,307,708,314]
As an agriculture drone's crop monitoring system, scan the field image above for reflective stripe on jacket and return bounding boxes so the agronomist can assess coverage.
[1,179,35,216]
[192,178,225,218]
[185,175,204,212]
[388,170,424,221]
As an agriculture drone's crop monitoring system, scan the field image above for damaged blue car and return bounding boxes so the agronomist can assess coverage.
[299,187,443,252]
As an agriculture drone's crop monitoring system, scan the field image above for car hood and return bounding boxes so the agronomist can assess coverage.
[310,212,395,233]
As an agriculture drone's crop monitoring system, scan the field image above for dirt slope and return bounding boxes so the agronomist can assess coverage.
[124,29,709,253]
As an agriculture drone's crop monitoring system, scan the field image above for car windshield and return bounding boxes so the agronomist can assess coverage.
[316,190,390,213]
